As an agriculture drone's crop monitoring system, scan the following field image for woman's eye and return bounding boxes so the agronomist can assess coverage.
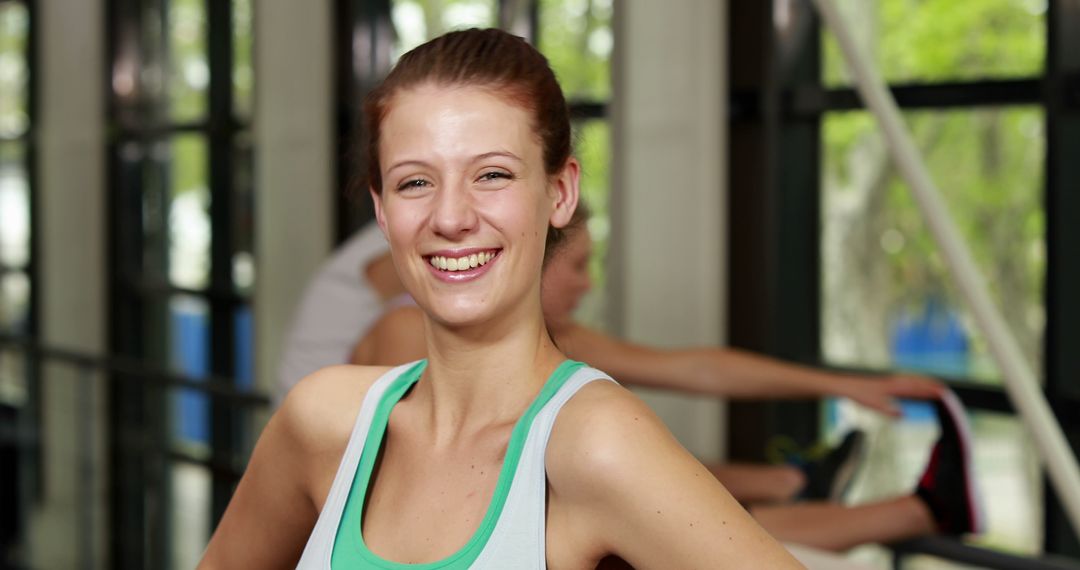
[478,171,512,183]
[397,179,430,192]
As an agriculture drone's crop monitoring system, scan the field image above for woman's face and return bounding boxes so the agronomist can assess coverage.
[541,228,592,326]
[372,84,578,329]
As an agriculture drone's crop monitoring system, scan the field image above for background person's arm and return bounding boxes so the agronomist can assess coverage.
[556,322,942,416]
[350,306,428,366]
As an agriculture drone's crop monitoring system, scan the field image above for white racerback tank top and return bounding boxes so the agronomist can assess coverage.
[296,359,615,569]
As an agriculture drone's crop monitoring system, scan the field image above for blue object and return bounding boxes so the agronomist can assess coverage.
[890,297,971,378]
[170,302,256,444]
[171,300,210,443]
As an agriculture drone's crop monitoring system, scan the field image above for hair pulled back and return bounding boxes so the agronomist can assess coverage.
[362,28,572,195]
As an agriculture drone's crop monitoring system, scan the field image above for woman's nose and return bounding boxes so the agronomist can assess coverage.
[429,182,478,239]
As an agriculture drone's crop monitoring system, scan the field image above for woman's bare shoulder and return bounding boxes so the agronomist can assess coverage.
[545,379,674,491]
[544,376,801,567]
[277,364,395,454]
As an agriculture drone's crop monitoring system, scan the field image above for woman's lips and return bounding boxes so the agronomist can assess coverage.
[424,248,502,282]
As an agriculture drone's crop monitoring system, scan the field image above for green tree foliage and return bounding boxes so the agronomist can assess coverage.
[0,3,29,137]
[821,0,1046,382]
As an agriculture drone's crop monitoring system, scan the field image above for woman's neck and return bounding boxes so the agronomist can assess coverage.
[412,306,566,442]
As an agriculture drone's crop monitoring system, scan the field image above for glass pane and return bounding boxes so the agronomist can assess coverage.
[140,141,170,283]
[168,135,210,289]
[828,403,1042,560]
[391,0,496,60]
[169,294,209,446]
[0,270,29,335]
[0,346,28,404]
[822,0,1045,87]
[234,305,253,388]
[539,0,612,101]
[0,143,28,268]
[571,119,610,330]
[0,2,29,137]
[169,462,211,569]
[821,108,1045,384]
[168,0,209,122]
[233,0,254,120]
[232,134,255,295]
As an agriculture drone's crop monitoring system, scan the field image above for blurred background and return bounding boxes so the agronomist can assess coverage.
[0,0,1078,568]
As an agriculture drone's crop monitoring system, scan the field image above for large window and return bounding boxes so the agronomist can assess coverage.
[819,3,1048,560]
[0,0,32,564]
[0,0,33,395]
[107,1,253,567]
[730,0,1080,562]
[336,0,613,328]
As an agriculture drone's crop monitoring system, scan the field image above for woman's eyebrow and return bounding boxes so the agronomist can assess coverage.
[386,159,433,174]
[386,152,523,175]
[472,150,523,164]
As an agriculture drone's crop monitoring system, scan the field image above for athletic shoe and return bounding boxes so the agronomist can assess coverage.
[915,389,985,535]
[799,429,866,502]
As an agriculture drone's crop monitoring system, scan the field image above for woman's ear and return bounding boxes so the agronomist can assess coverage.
[370,186,389,235]
[549,157,581,229]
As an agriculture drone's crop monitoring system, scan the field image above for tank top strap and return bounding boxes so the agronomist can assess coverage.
[471,366,617,569]
[296,360,427,569]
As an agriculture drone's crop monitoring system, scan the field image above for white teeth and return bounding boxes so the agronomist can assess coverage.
[428,251,497,272]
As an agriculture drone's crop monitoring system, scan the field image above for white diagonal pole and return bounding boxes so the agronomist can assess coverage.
[811,0,1080,540]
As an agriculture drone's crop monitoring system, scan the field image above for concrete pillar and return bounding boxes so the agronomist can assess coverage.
[33,0,107,566]
[611,0,728,461]
[253,0,334,404]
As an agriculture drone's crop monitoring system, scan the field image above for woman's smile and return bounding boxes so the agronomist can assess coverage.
[424,247,503,283]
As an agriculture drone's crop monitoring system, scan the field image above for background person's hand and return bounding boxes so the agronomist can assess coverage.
[840,373,946,417]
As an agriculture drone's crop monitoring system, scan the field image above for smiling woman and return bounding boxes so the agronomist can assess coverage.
[198,28,800,569]
[373,84,573,326]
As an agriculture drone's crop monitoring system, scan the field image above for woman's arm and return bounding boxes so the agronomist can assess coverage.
[555,322,942,416]
[200,366,382,568]
[547,381,804,568]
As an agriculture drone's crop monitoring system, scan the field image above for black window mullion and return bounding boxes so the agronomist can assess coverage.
[106,2,155,566]
[728,0,823,463]
[334,0,394,242]
[787,78,1043,117]
[206,0,237,525]
[1043,0,1080,558]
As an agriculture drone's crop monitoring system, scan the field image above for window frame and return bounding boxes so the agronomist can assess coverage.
[105,0,253,565]
[728,0,1080,557]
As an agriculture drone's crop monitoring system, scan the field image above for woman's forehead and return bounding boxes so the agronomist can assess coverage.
[380,85,540,163]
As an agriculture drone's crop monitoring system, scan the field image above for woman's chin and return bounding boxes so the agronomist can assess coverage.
[422,300,497,330]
